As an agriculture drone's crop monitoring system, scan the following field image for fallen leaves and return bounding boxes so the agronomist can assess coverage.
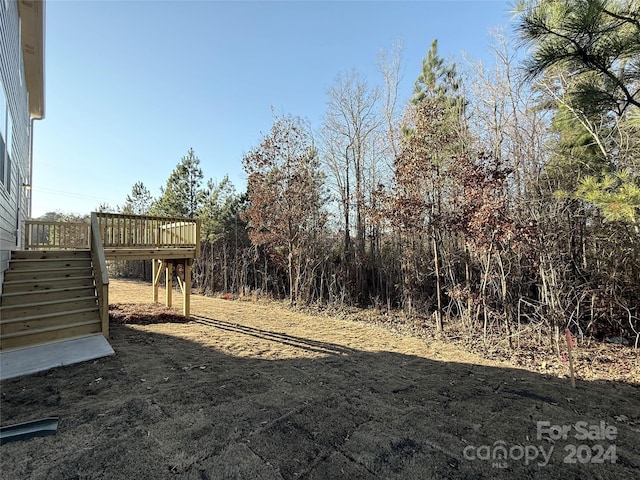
[109,303,189,325]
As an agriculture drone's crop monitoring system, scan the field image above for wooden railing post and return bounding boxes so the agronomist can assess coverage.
[195,220,201,257]
[23,224,29,250]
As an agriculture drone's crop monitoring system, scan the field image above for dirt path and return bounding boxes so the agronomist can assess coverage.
[1,279,639,479]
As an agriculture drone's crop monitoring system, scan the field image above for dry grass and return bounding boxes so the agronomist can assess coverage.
[1,279,638,479]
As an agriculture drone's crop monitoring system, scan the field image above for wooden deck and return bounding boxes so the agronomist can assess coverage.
[25,213,201,261]
[0,213,201,358]
[24,212,201,316]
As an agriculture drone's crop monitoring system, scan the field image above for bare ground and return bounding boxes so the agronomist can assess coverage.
[1,279,639,479]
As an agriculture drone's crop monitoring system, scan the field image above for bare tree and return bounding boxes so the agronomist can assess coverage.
[321,71,382,258]
[376,39,405,163]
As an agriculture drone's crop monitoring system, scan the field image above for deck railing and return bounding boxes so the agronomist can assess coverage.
[94,212,201,255]
[24,214,201,255]
[23,221,90,250]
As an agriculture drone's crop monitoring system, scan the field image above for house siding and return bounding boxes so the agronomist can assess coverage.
[0,0,32,292]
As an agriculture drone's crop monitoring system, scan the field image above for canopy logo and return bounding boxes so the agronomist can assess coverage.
[462,442,553,468]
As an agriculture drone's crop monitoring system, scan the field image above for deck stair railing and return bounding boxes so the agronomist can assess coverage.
[90,213,110,337]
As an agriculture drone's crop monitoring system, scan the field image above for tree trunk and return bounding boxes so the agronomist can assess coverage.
[433,232,443,332]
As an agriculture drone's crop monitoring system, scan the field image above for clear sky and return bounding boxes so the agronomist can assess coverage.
[31,0,516,218]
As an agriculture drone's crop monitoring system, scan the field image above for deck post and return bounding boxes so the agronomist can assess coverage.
[101,285,109,339]
[152,259,158,303]
[165,261,172,307]
[183,259,192,318]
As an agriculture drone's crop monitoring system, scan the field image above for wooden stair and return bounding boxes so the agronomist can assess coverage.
[0,250,101,351]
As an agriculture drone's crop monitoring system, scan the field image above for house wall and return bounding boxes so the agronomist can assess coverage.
[0,0,32,292]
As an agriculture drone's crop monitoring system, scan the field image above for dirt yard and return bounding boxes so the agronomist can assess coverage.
[1,279,639,479]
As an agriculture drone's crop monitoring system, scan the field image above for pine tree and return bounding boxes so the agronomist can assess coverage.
[517,0,640,116]
[518,0,640,222]
[412,39,461,106]
[153,148,205,218]
[404,39,467,151]
[121,181,153,215]
[200,175,239,241]
[382,40,468,330]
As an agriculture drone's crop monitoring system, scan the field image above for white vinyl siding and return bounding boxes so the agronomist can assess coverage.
[0,0,31,289]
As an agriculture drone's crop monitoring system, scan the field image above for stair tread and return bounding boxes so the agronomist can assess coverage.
[1,296,98,310]
[9,257,91,262]
[4,266,92,273]
[11,250,91,260]
[1,318,101,339]
[11,249,90,255]
[11,255,90,260]
[3,275,95,285]
[1,285,95,297]
[0,307,100,325]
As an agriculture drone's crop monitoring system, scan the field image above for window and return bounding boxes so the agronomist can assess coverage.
[0,83,6,190]
[5,149,10,194]
[5,104,12,193]
[0,135,5,188]
[18,20,23,88]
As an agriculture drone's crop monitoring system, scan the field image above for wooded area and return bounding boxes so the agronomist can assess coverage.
[40,1,640,348]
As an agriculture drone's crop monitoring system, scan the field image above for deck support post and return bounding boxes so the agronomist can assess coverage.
[154,258,190,315]
[152,259,165,303]
[165,261,173,307]
[184,259,191,318]
[175,259,192,318]
[152,259,158,302]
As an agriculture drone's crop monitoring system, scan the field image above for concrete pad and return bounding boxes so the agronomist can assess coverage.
[0,334,115,381]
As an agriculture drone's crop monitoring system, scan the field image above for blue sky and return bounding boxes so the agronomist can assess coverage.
[31,0,516,218]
